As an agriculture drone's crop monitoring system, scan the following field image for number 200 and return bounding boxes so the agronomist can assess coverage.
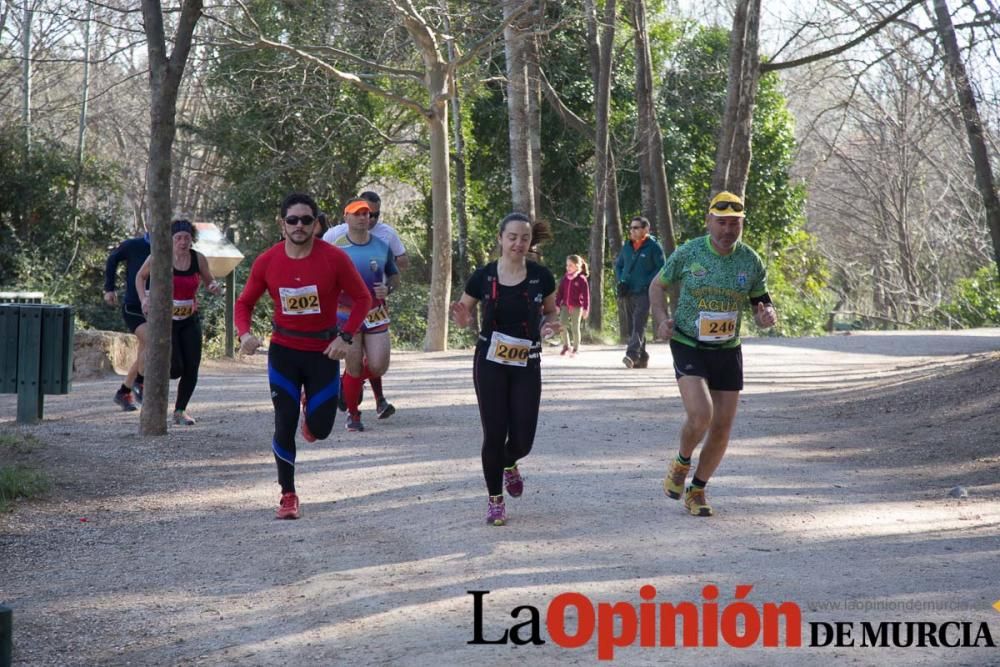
[497,343,529,360]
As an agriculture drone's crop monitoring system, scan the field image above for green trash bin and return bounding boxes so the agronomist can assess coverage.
[0,605,10,667]
[0,303,75,423]
[0,291,44,304]
[0,305,17,394]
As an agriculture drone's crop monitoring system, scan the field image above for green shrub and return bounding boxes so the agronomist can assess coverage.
[939,265,1000,328]
[389,283,478,350]
[749,228,834,337]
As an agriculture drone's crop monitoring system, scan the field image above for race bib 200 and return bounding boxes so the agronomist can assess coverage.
[486,331,533,367]
[279,285,321,315]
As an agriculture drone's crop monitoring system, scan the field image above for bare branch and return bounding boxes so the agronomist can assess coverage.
[454,0,534,70]
[762,0,925,72]
[246,35,430,118]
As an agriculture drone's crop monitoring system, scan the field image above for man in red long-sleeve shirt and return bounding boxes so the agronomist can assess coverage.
[235,192,372,520]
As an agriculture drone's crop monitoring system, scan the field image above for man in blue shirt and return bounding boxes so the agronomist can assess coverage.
[103,229,151,411]
[327,199,401,432]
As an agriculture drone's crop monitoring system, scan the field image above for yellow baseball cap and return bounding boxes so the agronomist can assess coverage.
[708,191,745,217]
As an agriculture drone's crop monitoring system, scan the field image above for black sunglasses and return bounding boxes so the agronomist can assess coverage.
[369,211,380,219]
[712,201,744,212]
[284,215,316,226]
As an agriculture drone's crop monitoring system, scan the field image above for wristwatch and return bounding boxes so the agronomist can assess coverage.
[338,331,354,344]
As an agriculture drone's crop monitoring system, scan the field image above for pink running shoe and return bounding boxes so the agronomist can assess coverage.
[486,495,506,526]
[503,465,524,497]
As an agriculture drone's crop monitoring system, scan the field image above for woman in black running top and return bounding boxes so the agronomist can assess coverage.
[451,213,561,526]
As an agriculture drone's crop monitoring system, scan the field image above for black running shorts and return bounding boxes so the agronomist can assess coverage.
[670,339,743,392]
[121,302,147,333]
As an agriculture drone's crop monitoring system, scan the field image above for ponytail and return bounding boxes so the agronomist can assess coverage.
[530,219,553,246]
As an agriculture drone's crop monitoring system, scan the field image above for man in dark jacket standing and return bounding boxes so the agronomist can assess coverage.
[614,216,665,368]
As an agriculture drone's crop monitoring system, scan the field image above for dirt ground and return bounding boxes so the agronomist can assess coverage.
[1,329,999,666]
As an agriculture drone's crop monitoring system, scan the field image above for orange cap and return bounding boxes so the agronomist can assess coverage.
[344,200,371,215]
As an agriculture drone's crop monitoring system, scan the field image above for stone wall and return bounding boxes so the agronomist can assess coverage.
[73,330,137,379]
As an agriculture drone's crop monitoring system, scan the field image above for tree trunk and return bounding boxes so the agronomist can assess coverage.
[631,0,676,255]
[140,0,203,435]
[587,0,616,331]
[712,0,761,196]
[504,0,535,217]
[72,5,92,212]
[606,149,623,252]
[442,5,470,279]
[58,4,94,286]
[21,5,31,150]
[632,0,654,221]
[423,72,453,351]
[932,0,1000,276]
[527,18,543,214]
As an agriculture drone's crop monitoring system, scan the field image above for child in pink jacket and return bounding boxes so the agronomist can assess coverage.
[555,255,590,356]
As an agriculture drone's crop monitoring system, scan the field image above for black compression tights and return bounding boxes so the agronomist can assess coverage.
[473,347,542,496]
[170,316,202,412]
[267,343,341,493]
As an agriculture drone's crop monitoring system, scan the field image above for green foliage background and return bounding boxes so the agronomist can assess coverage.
[2,8,993,351]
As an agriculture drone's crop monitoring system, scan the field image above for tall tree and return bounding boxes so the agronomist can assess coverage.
[932,0,1000,276]
[442,3,471,278]
[716,0,930,196]
[630,0,675,254]
[504,0,537,217]
[711,0,761,196]
[233,0,531,350]
[21,2,31,150]
[586,0,617,330]
[139,0,203,435]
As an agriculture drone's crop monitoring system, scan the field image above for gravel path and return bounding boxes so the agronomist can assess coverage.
[2,329,999,666]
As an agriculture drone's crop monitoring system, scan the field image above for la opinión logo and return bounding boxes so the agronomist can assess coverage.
[468,586,997,660]
[468,585,801,659]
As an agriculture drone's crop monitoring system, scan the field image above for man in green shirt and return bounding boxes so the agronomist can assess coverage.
[649,191,778,516]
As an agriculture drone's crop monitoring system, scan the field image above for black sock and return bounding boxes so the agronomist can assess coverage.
[118,384,130,394]
[135,374,144,384]
[677,453,692,465]
[691,476,707,489]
